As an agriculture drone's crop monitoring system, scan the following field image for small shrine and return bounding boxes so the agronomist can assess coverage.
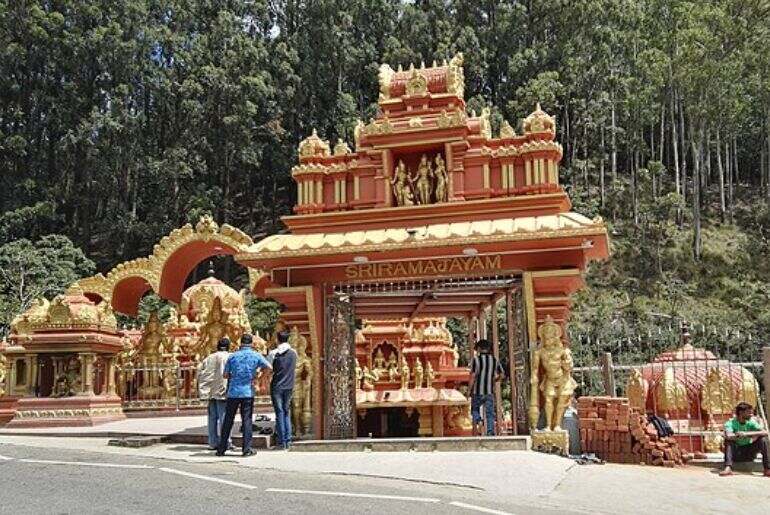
[2,288,125,427]
[354,318,471,437]
[625,323,760,452]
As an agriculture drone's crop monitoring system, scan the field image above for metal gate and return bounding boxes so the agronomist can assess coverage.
[324,293,357,439]
[511,287,531,434]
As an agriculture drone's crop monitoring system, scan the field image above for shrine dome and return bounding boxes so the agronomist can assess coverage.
[523,103,556,135]
[179,273,246,324]
[630,340,759,421]
[10,287,118,335]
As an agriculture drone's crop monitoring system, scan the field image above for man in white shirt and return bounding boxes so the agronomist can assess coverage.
[198,338,231,450]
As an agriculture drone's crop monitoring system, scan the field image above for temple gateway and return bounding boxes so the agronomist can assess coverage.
[0,55,609,450]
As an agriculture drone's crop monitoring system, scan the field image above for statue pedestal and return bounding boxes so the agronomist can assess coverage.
[5,395,125,428]
[531,429,569,455]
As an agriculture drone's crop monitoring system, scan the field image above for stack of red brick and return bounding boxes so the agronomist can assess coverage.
[577,396,689,466]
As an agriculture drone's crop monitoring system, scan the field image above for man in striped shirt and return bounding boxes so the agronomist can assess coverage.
[469,339,505,436]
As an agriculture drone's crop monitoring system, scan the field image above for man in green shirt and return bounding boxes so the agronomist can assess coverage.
[720,402,770,477]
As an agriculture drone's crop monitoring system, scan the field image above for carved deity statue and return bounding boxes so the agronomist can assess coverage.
[290,327,313,436]
[387,353,398,382]
[400,359,410,390]
[413,154,433,205]
[530,317,577,431]
[138,311,170,396]
[654,367,688,418]
[355,359,364,390]
[195,297,239,358]
[413,357,424,389]
[373,348,387,374]
[51,357,81,398]
[625,369,648,411]
[701,368,734,427]
[362,366,379,391]
[434,154,448,203]
[425,361,436,389]
[391,160,415,207]
[116,335,137,398]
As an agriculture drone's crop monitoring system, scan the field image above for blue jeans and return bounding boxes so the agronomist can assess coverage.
[271,388,293,448]
[218,397,254,454]
[207,399,230,448]
[471,394,496,436]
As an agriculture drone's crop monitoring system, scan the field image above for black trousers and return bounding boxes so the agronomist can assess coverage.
[218,397,254,454]
[724,436,770,469]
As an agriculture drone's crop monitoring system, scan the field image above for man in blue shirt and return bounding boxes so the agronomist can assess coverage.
[216,334,271,457]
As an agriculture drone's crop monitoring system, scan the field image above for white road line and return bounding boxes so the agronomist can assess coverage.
[449,501,514,515]
[265,488,441,503]
[0,455,13,461]
[159,467,259,490]
[19,459,152,469]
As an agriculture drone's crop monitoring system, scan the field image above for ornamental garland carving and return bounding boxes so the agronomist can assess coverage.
[363,116,394,136]
[405,68,428,96]
[445,53,465,99]
[437,109,467,129]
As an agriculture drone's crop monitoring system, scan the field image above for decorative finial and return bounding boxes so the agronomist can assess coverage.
[432,59,437,67]
[397,63,403,72]
[208,260,215,277]
[409,62,414,71]
[420,60,425,69]
[535,102,542,111]
[442,58,447,66]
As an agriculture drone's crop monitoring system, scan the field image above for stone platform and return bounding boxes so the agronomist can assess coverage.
[5,396,125,428]
[0,414,273,448]
[291,435,530,452]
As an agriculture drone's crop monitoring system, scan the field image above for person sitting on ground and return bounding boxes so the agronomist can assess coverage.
[216,334,271,457]
[720,401,770,477]
[197,337,232,451]
[469,339,504,436]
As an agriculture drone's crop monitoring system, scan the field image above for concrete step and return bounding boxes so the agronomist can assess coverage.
[689,458,765,473]
[290,435,531,452]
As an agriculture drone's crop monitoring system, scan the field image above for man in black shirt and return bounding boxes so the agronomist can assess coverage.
[267,327,297,450]
[469,339,504,436]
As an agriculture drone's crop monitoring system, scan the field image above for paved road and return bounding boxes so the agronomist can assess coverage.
[0,441,577,515]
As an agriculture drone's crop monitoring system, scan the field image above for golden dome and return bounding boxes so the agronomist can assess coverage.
[522,103,555,134]
[10,290,118,334]
[298,129,331,158]
[179,275,246,324]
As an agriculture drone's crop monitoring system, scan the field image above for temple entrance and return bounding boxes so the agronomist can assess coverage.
[327,273,529,438]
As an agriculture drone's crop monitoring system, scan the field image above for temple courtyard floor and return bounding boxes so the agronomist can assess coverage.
[2,431,769,514]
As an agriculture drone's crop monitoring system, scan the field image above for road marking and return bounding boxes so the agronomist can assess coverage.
[0,455,13,461]
[19,459,152,469]
[449,501,514,514]
[265,488,441,503]
[159,467,259,490]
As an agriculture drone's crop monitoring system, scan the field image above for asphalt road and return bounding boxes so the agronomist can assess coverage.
[0,441,578,515]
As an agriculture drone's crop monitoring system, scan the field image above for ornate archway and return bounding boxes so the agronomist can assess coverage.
[68,216,255,316]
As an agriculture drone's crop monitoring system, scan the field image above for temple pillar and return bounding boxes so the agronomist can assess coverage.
[506,289,518,434]
[523,272,539,428]
[79,353,96,396]
[491,297,502,434]
[382,149,392,206]
[107,356,117,396]
[444,142,455,199]
[417,407,432,437]
[28,354,38,397]
[432,406,444,437]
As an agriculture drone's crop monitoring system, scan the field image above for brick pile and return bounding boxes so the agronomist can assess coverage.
[577,396,689,466]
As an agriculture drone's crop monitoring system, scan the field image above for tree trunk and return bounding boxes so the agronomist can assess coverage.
[766,105,770,201]
[690,119,702,261]
[632,138,639,224]
[679,94,687,203]
[611,91,618,184]
[600,124,606,207]
[716,129,726,222]
[659,103,665,163]
[670,88,680,195]
[705,129,711,190]
[726,141,734,224]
